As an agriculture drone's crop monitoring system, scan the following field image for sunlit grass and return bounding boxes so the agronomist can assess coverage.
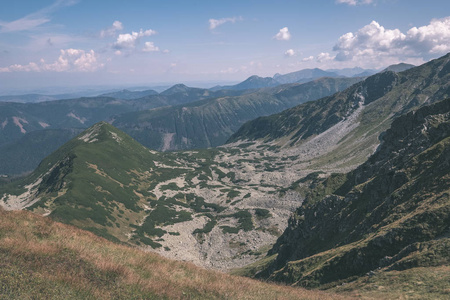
[0,207,344,300]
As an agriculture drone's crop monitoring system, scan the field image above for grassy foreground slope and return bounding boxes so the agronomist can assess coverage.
[0,207,341,300]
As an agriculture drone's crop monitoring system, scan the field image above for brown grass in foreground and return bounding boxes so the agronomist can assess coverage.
[0,207,350,300]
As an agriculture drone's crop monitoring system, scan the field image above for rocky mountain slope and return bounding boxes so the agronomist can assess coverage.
[229,53,450,168]
[0,122,307,270]
[112,77,361,151]
[243,98,450,292]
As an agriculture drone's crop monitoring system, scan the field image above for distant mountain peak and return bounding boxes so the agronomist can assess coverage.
[382,63,416,73]
[161,84,190,95]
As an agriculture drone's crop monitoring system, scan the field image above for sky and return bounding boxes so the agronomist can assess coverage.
[1,0,450,92]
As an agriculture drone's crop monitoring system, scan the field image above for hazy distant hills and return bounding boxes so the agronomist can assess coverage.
[100,89,158,99]
[0,93,96,103]
[273,68,340,84]
[112,77,362,151]
[210,76,281,91]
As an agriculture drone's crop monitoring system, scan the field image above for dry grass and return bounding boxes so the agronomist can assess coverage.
[0,207,350,300]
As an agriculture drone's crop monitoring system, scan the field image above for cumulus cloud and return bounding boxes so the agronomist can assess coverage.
[274,27,291,41]
[336,0,374,5]
[113,29,157,49]
[302,56,314,62]
[142,41,159,52]
[317,52,335,62]
[0,48,103,73]
[333,17,450,62]
[209,16,242,30]
[100,20,123,38]
[284,49,296,57]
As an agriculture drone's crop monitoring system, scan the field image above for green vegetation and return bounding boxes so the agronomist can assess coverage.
[252,98,450,290]
[193,218,217,235]
[220,210,254,232]
[112,77,361,151]
[0,208,329,300]
[221,226,240,234]
[254,208,271,219]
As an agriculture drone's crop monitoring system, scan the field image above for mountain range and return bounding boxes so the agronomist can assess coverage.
[112,77,362,151]
[0,77,361,176]
[0,53,449,298]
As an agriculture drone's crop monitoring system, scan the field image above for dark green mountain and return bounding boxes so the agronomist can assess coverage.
[0,122,169,243]
[248,98,450,289]
[112,77,362,151]
[0,128,83,176]
[100,89,159,99]
[382,62,415,73]
[273,68,339,84]
[229,53,450,167]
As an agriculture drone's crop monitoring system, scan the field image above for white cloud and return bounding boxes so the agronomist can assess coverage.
[209,16,242,30]
[0,0,79,32]
[317,52,335,62]
[113,29,157,49]
[142,42,159,52]
[302,56,314,62]
[333,18,450,62]
[0,48,103,73]
[100,20,123,38]
[274,27,291,41]
[336,0,374,5]
[284,49,296,57]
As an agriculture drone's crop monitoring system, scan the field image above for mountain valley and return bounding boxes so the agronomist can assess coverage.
[0,53,449,299]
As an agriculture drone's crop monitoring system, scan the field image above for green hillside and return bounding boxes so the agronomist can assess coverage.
[229,53,450,168]
[241,98,450,295]
[112,77,361,151]
[0,122,301,268]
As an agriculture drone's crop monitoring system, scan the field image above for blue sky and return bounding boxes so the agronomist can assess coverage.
[1,0,450,91]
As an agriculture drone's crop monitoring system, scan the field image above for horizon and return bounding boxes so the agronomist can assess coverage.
[1,0,450,93]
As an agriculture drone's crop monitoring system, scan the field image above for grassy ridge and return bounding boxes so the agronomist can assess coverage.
[0,207,342,300]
